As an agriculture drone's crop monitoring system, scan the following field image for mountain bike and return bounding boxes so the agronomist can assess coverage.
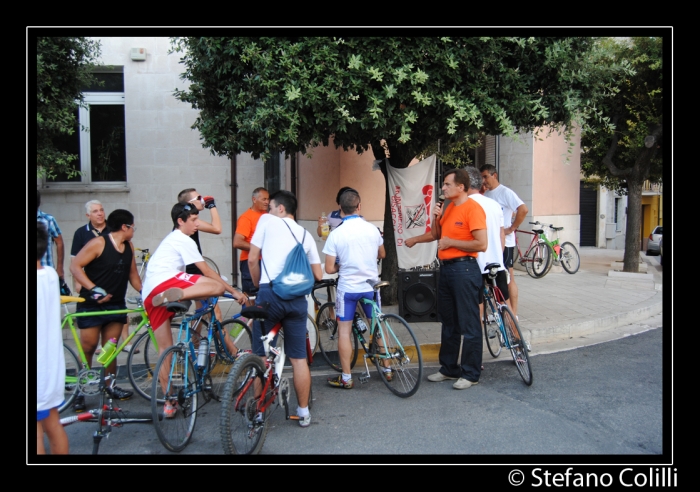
[60,368,161,454]
[150,293,253,452]
[317,279,423,397]
[219,304,316,454]
[60,295,162,412]
[539,224,580,275]
[482,263,532,385]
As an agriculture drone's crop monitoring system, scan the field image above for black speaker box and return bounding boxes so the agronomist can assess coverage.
[398,269,439,322]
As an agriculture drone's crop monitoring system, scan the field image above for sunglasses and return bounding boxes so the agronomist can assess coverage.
[189,195,204,204]
[125,224,136,231]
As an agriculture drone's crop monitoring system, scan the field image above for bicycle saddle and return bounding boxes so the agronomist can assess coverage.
[366,279,390,290]
[484,263,501,278]
[241,304,269,320]
[165,300,192,313]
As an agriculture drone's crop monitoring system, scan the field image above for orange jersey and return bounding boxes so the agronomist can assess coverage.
[235,208,266,261]
[438,199,486,260]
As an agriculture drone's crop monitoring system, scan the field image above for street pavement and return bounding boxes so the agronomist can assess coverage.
[50,246,665,457]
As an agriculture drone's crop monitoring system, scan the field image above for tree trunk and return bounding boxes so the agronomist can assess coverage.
[623,178,643,272]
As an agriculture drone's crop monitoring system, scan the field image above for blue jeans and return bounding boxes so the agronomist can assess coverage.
[437,258,483,382]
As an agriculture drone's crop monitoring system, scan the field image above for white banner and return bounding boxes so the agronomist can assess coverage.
[386,154,438,269]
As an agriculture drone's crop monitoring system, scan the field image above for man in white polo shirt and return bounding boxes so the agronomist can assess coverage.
[322,188,385,389]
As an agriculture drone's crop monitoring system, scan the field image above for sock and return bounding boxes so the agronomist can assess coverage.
[297,406,309,417]
[342,373,352,382]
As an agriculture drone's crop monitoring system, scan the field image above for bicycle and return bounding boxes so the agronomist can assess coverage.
[60,295,163,413]
[317,279,423,397]
[514,222,551,278]
[219,303,317,455]
[482,263,533,385]
[60,368,161,454]
[514,222,580,278]
[150,293,253,452]
[539,224,580,275]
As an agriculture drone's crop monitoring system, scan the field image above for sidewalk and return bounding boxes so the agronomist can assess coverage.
[385,246,663,364]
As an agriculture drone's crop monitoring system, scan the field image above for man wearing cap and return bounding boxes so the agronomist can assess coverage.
[427,168,487,390]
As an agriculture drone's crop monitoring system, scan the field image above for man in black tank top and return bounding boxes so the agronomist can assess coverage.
[70,209,142,408]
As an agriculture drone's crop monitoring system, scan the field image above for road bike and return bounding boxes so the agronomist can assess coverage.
[219,303,316,454]
[482,263,532,385]
[60,368,160,454]
[60,295,162,412]
[514,222,551,278]
[149,292,253,452]
[515,222,580,278]
[317,279,423,397]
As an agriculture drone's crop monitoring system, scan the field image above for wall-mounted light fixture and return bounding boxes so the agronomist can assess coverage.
[130,48,146,61]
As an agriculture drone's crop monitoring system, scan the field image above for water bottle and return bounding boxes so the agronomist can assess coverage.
[320,212,330,240]
[97,338,117,365]
[197,338,209,367]
[354,312,368,333]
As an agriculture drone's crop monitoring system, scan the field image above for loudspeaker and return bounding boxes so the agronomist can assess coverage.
[398,269,439,322]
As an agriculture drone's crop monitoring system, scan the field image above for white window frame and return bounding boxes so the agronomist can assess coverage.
[40,93,128,192]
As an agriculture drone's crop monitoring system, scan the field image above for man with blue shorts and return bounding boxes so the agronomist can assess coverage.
[248,190,322,427]
[322,189,385,389]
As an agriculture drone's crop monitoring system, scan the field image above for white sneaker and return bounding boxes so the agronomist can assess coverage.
[298,414,311,428]
[453,378,479,390]
[427,372,457,382]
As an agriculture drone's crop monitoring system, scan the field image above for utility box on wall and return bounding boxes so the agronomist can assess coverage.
[605,223,616,239]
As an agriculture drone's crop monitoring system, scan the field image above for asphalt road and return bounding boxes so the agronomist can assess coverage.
[47,321,663,462]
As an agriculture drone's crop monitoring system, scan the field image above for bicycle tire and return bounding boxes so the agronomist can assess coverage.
[60,344,81,413]
[127,325,179,402]
[527,243,551,278]
[316,302,358,372]
[483,295,502,358]
[151,345,199,452]
[500,305,532,386]
[559,242,580,274]
[202,256,220,276]
[373,314,423,398]
[306,314,319,355]
[209,319,253,399]
[220,354,269,455]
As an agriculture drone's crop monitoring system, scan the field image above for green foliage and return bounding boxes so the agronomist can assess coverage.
[36,37,101,179]
[171,37,610,167]
[580,37,663,191]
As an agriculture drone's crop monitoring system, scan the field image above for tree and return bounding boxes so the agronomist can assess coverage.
[36,37,101,179]
[172,36,617,301]
[580,37,663,272]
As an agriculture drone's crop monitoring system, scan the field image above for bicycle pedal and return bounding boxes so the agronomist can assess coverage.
[358,373,370,384]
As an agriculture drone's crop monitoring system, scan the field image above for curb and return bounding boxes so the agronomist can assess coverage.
[418,300,663,365]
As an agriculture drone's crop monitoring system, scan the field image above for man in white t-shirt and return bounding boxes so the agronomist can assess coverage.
[143,202,247,418]
[463,167,514,319]
[480,165,528,318]
[248,190,322,427]
[322,188,385,389]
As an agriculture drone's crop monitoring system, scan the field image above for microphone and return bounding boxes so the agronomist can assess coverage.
[438,194,445,206]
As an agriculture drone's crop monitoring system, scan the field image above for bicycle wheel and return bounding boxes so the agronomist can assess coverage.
[59,344,81,413]
[373,314,423,398]
[559,242,580,274]
[316,302,358,372]
[127,325,180,402]
[526,243,551,278]
[306,314,319,355]
[483,297,502,358]
[220,354,269,455]
[202,256,220,276]
[500,305,532,386]
[151,345,199,452]
[209,319,253,398]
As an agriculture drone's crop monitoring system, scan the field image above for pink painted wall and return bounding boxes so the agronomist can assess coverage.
[532,127,581,216]
[296,140,385,221]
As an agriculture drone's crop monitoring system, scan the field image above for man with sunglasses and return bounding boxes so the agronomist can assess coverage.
[69,209,142,411]
[234,187,269,295]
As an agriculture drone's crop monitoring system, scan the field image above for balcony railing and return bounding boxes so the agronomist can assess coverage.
[643,180,662,193]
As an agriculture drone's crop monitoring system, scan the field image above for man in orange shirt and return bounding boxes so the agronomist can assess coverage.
[234,187,269,294]
[426,169,487,390]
